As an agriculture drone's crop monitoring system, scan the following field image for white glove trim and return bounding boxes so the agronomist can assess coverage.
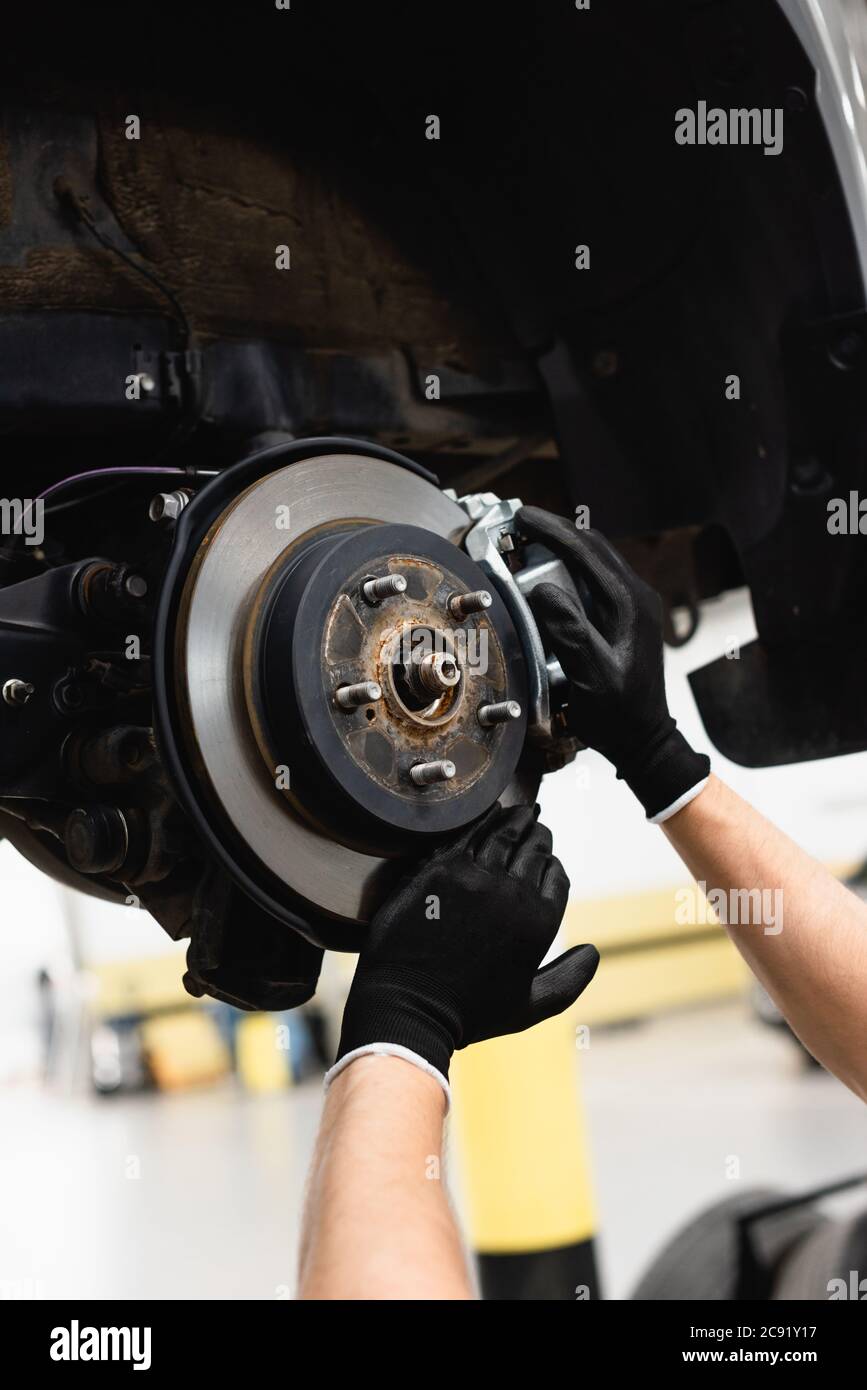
[648,775,710,825]
[324,1043,452,1110]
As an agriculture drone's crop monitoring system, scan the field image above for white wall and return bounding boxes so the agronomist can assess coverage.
[540,588,867,899]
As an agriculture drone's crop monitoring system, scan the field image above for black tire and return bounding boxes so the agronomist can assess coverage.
[773,1210,867,1300]
[632,1189,825,1301]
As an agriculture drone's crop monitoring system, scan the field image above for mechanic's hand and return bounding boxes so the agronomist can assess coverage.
[333,803,598,1085]
[518,506,710,822]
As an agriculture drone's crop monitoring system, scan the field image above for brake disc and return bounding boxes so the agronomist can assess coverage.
[160,447,535,941]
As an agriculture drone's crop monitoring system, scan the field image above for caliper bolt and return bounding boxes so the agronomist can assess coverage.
[478,700,522,727]
[448,589,492,619]
[149,490,191,524]
[362,574,407,605]
[410,759,456,786]
[2,678,34,708]
[335,681,383,710]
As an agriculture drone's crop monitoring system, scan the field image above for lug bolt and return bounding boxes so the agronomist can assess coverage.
[2,678,34,708]
[448,589,492,619]
[362,574,407,605]
[478,700,522,727]
[335,681,383,710]
[410,759,456,786]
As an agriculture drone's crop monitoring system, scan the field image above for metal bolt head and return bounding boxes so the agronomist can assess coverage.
[2,678,34,708]
[124,573,148,599]
[410,759,456,786]
[335,680,383,710]
[478,699,522,727]
[149,490,189,524]
[362,573,407,605]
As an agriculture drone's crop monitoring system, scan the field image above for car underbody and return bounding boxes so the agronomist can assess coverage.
[1,0,866,1003]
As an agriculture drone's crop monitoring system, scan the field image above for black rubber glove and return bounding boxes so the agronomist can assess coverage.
[335,803,599,1083]
[518,506,710,822]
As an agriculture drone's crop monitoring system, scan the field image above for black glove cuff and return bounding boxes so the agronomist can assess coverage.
[336,965,463,1080]
[615,719,710,822]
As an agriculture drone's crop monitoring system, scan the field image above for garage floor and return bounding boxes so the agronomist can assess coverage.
[0,999,864,1300]
[582,1001,867,1298]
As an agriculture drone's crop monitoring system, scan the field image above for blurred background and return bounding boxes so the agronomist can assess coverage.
[2,585,866,1300]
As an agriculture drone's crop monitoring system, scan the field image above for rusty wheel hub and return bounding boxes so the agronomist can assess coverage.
[249,523,528,844]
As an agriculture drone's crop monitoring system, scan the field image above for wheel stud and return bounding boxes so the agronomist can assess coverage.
[478,700,522,726]
[335,681,383,710]
[362,574,407,605]
[410,759,456,786]
[448,589,492,619]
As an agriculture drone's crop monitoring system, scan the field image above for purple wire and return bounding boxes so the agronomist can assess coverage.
[36,465,187,504]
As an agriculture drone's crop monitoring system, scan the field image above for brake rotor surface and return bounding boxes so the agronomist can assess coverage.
[174,453,528,926]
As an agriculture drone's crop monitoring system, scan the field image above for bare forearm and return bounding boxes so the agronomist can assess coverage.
[298,1055,473,1300]
[663,774,867,1101]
